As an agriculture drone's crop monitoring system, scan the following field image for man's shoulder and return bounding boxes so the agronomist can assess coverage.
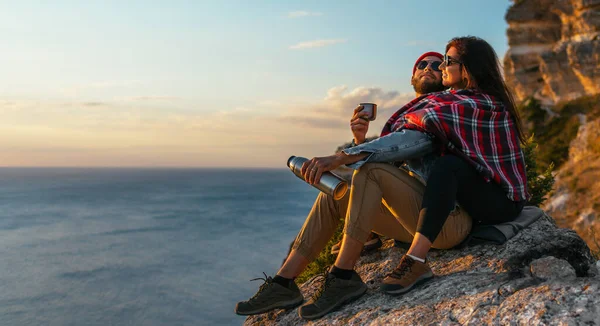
[418,90,454,105]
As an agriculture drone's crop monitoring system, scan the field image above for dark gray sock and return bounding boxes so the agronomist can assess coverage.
[330,266,353,280]
[273,275,294,288]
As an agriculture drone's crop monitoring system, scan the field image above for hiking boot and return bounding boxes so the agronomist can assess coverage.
[235,273,304,316]
[330,233,382,255]
[298,270,367,320]
[380,255,433,295]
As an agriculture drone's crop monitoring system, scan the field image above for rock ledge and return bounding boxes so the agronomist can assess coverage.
[245,214,598,325]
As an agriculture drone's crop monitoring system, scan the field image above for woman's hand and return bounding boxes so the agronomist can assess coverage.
[300,154,344,185]
[350,105,370,144]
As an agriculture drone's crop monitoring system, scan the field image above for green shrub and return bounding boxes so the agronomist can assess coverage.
[518,95,600,169]
[523,136,555,207]
[296,226,343,284]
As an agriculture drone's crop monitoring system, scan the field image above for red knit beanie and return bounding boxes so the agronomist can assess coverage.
[412,51,444,76]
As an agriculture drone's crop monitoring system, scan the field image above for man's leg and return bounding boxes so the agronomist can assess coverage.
[278,190,350,277]
[298,166,423,320]
[236,191,348,316]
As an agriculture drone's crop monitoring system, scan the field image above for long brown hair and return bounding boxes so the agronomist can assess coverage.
[446,36,526,144]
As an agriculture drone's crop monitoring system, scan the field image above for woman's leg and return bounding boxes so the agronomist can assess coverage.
[415,154,523,257]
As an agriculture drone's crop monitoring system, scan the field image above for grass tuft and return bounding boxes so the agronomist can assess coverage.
[295,223,344,284]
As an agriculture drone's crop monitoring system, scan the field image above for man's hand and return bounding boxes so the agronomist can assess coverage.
[300,154,342,185]
[350,105,370,144]
[300,152,369,185]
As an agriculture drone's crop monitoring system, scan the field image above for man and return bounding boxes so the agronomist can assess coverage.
[235,52,447,320]
[330,51,447,254]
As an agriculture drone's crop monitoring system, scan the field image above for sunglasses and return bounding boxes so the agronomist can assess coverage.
[416,60,442,72]
[443,54,463,66]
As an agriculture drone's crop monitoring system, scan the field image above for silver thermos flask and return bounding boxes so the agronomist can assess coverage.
[287,156,348,200]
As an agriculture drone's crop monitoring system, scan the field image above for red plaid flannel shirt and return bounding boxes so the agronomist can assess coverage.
[381,89,529,202]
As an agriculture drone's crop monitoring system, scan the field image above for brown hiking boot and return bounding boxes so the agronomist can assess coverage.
[380,255,433,295]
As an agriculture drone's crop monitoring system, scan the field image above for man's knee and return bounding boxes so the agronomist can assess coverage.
[352,163,393,181]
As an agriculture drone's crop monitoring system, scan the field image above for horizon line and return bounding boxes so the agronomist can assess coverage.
[0,166,289,170]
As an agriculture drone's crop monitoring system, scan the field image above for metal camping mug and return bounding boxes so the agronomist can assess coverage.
[359,102,377,121]
[287,156,349,200]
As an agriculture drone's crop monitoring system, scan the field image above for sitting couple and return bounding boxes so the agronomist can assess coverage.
[236,36,529,320]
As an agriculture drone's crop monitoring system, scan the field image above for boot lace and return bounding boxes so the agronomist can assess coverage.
[389,256,415,279]
[310,272,335,302]
[248,272,273,301]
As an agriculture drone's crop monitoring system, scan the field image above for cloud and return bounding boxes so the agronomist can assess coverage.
[0,85,416,167]
[82,102,106,107]
[289,39,347,50]
[278,115,346,129]
[287,11,323,18]
[277,85,414,131]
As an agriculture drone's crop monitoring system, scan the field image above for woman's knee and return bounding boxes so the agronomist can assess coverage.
[430,155,472,177]
[434,155,463,169]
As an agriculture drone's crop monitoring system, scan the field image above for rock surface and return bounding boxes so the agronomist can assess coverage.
[504,0,600,104]
[530,256,577,280]
[244,214,597,325]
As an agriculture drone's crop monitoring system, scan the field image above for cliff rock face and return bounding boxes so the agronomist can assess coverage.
[505,0,600,261]
[245,216,598,325]
[504,0,600,104]
[544,116,600,247]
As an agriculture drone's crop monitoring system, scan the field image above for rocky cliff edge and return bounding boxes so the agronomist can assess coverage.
[245,213,599,325]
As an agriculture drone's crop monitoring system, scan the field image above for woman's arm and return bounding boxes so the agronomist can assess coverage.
[342,129,434,169]
[301,129,435,184]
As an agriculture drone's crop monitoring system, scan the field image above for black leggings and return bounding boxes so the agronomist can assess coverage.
[417,154,525,243]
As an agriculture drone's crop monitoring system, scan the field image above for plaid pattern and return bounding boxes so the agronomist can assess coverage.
[381,89,529,202]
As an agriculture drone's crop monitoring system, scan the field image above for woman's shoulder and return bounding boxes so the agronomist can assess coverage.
[421,89,468,105]
[421,89,506,111]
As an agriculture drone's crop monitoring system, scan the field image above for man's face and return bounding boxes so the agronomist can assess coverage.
[411,56,445,95]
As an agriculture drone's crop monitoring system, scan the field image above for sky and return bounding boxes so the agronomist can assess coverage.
[0,1,513,168]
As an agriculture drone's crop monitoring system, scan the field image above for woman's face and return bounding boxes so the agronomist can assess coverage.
[440,46,464,88]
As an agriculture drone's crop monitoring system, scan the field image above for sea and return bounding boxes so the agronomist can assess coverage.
[0,168,319,326]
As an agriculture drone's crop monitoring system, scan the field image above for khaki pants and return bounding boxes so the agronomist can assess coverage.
[292,163,472,262]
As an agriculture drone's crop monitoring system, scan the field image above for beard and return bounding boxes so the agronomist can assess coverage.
[411,75,446,95]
